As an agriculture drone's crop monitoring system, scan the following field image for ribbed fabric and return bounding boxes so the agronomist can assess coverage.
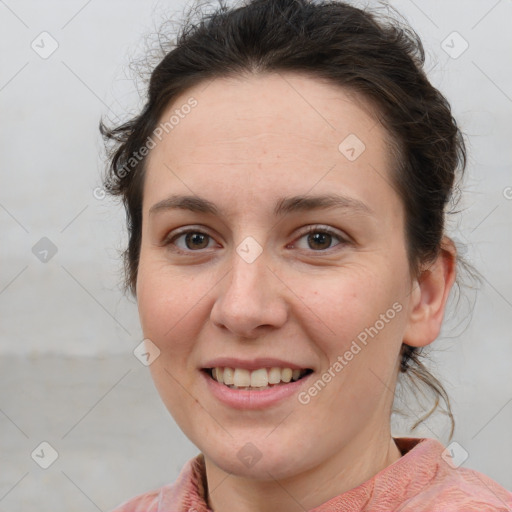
[111,437,512,511]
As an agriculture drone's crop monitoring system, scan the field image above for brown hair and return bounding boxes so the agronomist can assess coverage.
[100,0,468,439]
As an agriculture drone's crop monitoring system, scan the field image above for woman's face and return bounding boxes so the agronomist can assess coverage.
[137,72,416,480]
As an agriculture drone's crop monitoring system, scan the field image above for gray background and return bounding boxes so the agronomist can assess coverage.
[0,0,511,510]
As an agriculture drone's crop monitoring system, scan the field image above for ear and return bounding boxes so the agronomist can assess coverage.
[403,237,457,347]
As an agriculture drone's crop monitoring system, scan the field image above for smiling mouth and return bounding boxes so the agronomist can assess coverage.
[203,367,313,390]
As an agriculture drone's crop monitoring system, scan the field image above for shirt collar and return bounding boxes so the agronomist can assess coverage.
[157,437,445,511]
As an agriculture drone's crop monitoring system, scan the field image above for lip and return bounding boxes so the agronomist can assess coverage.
[200,368,314,410]
[201,357,310,371]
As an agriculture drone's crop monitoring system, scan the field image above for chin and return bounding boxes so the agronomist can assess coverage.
[201,435,318,481]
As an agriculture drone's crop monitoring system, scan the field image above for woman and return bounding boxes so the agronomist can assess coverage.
[101,0,512,509]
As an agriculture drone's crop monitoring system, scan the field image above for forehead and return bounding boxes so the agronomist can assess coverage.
[143,72,400,220]
[152,71,385,154]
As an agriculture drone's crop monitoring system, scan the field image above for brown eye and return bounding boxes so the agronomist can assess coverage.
[292,226,348,252]
[306,231,333,250]
[183,232,210,250]
[164,229,217,253]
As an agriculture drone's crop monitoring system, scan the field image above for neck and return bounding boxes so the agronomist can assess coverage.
[203,428,402,512]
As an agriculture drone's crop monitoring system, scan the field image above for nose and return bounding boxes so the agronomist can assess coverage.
[210,247,289,339]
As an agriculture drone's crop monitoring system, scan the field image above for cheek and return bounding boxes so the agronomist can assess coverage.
[137,261,207,427]
[136,256,221,367]
[292,265,403,341]
[137,260,192,347]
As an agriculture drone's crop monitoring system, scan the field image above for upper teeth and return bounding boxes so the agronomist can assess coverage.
[211,367,306,388]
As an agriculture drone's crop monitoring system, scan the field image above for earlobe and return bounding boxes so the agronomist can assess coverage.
[403,237,457,348]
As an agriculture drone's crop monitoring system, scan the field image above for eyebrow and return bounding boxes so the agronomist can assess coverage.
[148,193,373,217]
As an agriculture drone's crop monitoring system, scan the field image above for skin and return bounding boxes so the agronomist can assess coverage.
[136,72,456,512]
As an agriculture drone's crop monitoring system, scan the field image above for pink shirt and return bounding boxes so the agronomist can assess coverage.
[111,437,512,511]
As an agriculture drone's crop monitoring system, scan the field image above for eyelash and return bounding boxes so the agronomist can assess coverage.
[162,225,349,255]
